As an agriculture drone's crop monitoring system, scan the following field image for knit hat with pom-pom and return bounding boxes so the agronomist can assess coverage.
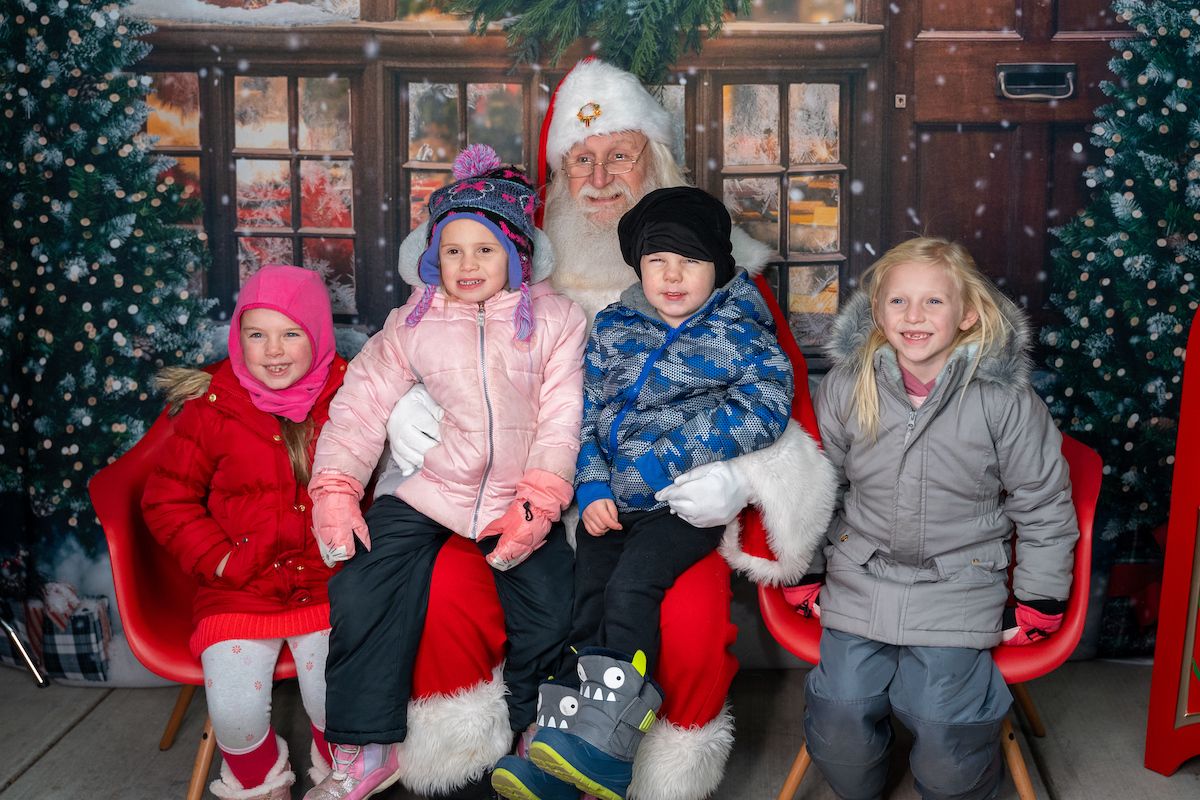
[408,144,540,340]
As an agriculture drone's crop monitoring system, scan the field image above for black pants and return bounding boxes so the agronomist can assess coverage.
[325,496,573,744]
[477,520,574,731]
[564,506,723,679]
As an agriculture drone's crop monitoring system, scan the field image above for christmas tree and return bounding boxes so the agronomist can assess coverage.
[1040,0,1200,652]
[0,0,213,551]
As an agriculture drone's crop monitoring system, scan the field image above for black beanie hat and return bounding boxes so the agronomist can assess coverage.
[618,187,737,287]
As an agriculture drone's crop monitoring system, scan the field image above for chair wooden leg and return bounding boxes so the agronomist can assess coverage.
[777,740,812,800]
[1001,717,1036,800]
[160,684,197,751]
[1011,682,1047,738]
[187,717,217,800]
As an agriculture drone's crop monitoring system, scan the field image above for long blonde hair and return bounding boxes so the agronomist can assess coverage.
[850,237,1014,437]
[279,418,315,485]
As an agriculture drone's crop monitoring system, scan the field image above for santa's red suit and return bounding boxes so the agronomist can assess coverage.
[386,59,835,799]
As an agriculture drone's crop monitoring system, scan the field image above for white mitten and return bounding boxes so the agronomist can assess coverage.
[654,460,750,528]
[386,384,445,476]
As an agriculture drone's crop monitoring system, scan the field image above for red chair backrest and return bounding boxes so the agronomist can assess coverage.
[759,432,1102,682]
[90,409,295,684]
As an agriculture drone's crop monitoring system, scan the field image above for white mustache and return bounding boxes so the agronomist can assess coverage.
[576,181,635,212]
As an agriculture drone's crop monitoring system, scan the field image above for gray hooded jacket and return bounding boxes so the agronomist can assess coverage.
[812,291,1078,649]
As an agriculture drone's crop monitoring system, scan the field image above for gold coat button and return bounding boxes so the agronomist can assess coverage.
[839,534,849,542]
[207,393,217,402]
[272,434,282,442]
[294,503,306,512]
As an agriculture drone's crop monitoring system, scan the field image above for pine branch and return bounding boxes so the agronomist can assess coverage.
[442,0,749,84]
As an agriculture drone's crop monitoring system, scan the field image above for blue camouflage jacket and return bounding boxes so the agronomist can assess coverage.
[576,271,794,513]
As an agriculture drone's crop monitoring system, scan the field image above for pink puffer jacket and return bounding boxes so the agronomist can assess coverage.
[313,282,587,539]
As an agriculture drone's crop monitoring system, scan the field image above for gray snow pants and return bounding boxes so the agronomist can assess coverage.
[804,628,1012,800]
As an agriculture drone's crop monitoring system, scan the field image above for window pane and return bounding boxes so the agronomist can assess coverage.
[303,238,356,314]
[467,83,523,165]
[724,177,779,248]
[723,85,780,166]
[239,237,296,284]
[409,170,453,229]
[235,77,289,149]
[163,157,202,223]
[788,174,840,253]
[789,83,840,165]
[236,159,292,228]
[787,264,839,348]
[743,0,857,22]
[301,160,354,229]
[409,82,459,162]
[656,84,687,166]
[299,77,352,151]
[146,72,199,147]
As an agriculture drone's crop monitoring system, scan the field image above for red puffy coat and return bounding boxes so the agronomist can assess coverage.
[142,356,347,629]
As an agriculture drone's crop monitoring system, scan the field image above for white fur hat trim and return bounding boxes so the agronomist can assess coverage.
[544,59,673,168]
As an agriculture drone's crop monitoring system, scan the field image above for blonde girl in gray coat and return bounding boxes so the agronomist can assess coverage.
[793,237,1079,800]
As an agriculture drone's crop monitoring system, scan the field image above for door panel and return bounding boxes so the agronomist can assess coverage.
[1057,1,1127,33]
[887,1,1125,331]
[921,1,1016,32]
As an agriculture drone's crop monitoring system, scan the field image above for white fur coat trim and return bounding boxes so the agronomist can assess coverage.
[209,735,294,799]
[729,227,771,278]
[719,421,835,585]
[397,665,511,795]
[628,705,735,800]
[397,220,556,289]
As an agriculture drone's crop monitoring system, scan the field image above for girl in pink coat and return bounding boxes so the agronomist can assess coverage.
[305,145,587,800]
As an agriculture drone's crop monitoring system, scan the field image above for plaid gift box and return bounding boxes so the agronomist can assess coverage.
[0,590,112,682]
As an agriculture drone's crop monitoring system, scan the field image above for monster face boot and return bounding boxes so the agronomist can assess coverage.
[493,681,584,800]
[528,650,663,800]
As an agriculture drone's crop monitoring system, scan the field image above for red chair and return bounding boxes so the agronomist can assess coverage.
[759,433,1101,800]
[89,409,296,800]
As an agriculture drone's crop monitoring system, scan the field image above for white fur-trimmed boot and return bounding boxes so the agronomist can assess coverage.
[209,735,295,800]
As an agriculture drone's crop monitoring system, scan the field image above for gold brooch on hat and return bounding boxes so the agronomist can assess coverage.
[577,102,602,127]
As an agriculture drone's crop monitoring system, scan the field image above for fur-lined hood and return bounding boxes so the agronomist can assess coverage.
[155,366,214,415]
[397,220,557,289]
[824,289,1033,391]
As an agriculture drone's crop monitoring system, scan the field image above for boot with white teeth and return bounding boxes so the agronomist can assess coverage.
[527,649,663,800]
[491,682,582,800]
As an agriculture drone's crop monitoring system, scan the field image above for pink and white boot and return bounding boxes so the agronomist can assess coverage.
[302,742,402,800]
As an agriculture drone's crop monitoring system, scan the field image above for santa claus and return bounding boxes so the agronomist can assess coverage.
[381,59,835,799]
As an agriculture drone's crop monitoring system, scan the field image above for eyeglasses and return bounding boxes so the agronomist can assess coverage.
[561,141,649,178]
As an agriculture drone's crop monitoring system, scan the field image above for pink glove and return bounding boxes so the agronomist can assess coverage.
[782,581,822,619]
[309,473,368,567]
[481,469,573,572]
[1001,602,1064,646]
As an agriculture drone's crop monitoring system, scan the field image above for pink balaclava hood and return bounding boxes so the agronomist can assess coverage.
[228,265,335,422]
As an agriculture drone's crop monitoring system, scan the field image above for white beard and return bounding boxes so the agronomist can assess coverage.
[545,173,663,323]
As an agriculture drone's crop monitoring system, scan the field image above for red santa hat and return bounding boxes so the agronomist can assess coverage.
[538,58,674,186]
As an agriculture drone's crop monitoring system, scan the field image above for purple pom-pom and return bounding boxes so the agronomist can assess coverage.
[453,144,502,180]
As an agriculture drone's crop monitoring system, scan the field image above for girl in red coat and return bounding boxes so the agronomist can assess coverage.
[142,265,347,800]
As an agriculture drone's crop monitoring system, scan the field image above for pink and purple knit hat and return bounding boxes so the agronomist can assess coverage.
[407,144,539,340]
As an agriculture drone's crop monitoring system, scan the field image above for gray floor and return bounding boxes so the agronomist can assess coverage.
[2,660,1198,799]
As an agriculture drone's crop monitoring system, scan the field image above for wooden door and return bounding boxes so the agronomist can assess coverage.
[886,0,1126,330]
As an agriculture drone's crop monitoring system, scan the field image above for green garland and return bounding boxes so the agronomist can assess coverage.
[445,0,749,84]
